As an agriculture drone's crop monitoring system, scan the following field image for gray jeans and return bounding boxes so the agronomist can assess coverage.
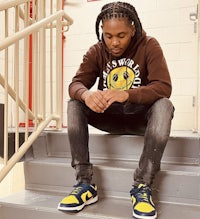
[67,98,174,186]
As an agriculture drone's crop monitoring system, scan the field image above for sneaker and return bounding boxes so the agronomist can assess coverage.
[130,184,157,219]
[57,183,98,212]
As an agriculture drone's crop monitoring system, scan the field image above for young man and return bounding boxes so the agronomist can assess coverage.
[58,2,174,219]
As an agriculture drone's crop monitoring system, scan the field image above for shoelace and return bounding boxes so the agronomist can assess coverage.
[137,186,150,203]
[71,186,83,195]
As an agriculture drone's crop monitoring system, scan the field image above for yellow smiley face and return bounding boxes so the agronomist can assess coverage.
[107,66,135,90]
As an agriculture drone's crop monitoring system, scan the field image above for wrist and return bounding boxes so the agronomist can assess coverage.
[124,90,129,101]
[81,90,90,102]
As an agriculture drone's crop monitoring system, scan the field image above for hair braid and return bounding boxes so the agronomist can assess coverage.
[95,1,143,41]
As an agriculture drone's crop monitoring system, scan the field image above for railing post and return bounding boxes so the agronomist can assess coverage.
[38,0,46,121]
[24,1,30,141]
[56,0,63,129]
[4,9,9,164]
[14,5,20,152]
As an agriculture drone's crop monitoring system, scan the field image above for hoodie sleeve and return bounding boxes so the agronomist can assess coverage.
[68,45,100,101]
[126,37,172,104]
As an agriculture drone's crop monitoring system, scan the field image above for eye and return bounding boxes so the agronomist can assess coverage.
[104,34,112,39]
[106,36,112,39]
[124,71,129,79]
[113,74,118,81]
[118,34,125,39]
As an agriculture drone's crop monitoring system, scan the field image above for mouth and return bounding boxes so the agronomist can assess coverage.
[111,48,122,56]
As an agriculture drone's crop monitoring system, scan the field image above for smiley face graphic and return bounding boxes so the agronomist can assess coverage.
[107,66,135,90]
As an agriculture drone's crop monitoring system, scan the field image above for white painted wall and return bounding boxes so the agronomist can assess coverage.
[63,0,199,131]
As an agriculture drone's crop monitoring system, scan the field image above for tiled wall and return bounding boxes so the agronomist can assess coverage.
[63,0,199,131]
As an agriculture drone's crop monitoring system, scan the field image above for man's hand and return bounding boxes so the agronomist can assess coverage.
[81,90,109,113]
[81,90,129,113]
[102,89,129,105]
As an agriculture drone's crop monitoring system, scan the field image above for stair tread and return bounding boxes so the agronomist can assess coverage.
[35,129,200,166]
[0,190,200,219]
[24,156,200,205]
[44,128,200,138]
[27,157,200,174]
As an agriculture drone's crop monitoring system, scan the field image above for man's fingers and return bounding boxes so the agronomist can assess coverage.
[85,90,109,113]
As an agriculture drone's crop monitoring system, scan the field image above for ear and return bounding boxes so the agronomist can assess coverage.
[131,25,136,37]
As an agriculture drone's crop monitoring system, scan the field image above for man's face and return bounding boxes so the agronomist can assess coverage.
[102,18,135,57]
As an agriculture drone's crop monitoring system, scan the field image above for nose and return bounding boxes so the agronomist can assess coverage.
[111,37,120,46]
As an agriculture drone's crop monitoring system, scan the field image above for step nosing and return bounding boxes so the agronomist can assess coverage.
[25,158,200,173]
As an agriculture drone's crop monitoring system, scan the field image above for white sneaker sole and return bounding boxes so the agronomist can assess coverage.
[133,211,157,219]
[57,195,98,212]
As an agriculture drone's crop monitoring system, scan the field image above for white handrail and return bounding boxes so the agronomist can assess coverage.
[0,0,28,11]
[0,73,35,119]
[0,115,59,182]
[0,10,73,51]
[0,0,73,183]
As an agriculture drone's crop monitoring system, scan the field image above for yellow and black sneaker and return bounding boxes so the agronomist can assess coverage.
[130,184,157,219]
[57,183,98,212]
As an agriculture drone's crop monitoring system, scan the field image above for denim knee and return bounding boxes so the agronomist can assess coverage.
[146,98,174,144]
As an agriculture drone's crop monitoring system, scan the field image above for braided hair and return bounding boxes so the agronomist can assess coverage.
[95,1,142,41]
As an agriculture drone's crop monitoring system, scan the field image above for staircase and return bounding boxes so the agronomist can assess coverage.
[0,129,200,219]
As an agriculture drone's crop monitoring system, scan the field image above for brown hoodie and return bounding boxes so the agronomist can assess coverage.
[68,31,172,105]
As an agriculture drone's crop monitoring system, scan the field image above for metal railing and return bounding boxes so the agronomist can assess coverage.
[0,0,73,182]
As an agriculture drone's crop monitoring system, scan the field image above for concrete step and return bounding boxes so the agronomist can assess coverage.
[32,130,200,166]
[24,157,200,205]
[0,190,200,219]
[1,130,200,219]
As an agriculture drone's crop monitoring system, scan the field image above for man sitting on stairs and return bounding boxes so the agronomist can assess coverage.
[58,1,174,219]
